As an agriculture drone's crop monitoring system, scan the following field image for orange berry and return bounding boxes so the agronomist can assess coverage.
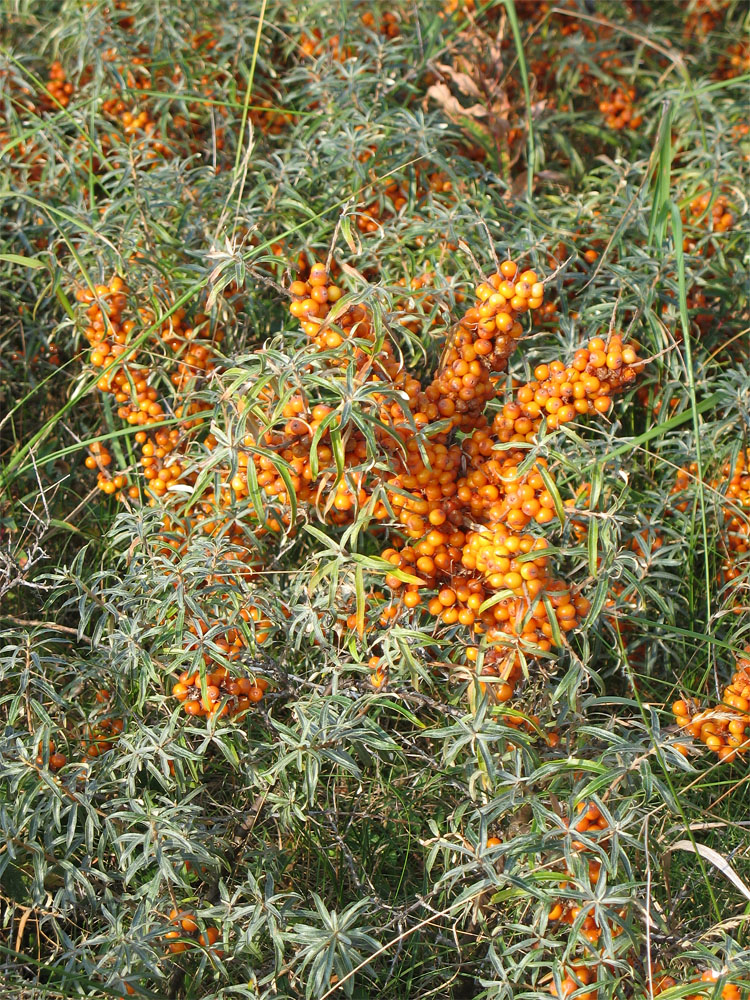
[198,926,220,947]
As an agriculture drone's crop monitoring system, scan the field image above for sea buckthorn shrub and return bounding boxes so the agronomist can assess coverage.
[1,2,750,999]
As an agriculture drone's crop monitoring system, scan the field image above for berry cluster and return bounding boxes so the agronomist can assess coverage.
[681,190,735,253]
[719,451,750,591]
[549,964,597,1000]
[716,40,750,80]
[683,0,727,39]
[674,650,750,764]
[33,689,125,773]
[75,276,219,500]
[41,61,75,110]
[654,967,745,1000]
[36,740,66,772]
[278,260,643,700]
[83,714,125,758]
[300,10,401,61]
[76,255,644,716]
[354,158,455,241]
[172,667,268,718]
[1,12,293,195]
[598,86,643,131]
[85,441,117,495]
[361,10,401,37]
[165,910,221,955]
[73,275,277,718]
[437,0,646,146]
[545,802,628,979]
[100,99,172,162]
[545,800,747,997]
[0,62,75,181]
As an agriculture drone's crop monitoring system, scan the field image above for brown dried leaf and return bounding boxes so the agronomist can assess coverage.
[434,61,483,99]
[426,82,488,121]
[511,170,530,199]
[337,259,370,285]
[666,839,750,901]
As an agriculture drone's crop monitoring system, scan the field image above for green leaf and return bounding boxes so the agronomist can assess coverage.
[0,252,46,269]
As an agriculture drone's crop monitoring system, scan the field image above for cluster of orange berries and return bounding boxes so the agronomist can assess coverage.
[172,667,268,718]
[84,441,119,495]
[104,19,290,148]
[65,255,638,710]
[165,595,274,716]
[278,259,644,700]
[673,660,750,764]
[654,967,746,1000]
[0,43,197,187]
[100,100,172,161]
[298,27,350,61]
[513,335,640,428]
[361,10,401,38]
[73,269,284,725]
[34,689,125,771]
[442,0,647,138]
[40,16,278,179]
[598,86,643,131]
[164,573,274,717]
[83,714,125,757]
[100,32,275,164]
[679,189,735,342]
[716,40,750,80]
[164,910,221,955]
[0,62,76,180]
[76,252,644,717]
[36,724,123,768]
[549,964,598,1000]
[117,904,222,995]
[41,61,74,109]
[551,964,746,1000]
[545,801,746,999]
[685,287,717,335]
[247,93,292,136]
[75,276,219,500]
[671,426,750,757]
[715,452,750,601]
[547,803,625,961]
[683,0,728,39]
[81,688,125,759]
[300,11,401,61]
[76,276,131,371]
[539,11,649,134]
[355,161,455,239]
[36,740,67,772]
[29,339,61,367]
[682,190,735,253]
